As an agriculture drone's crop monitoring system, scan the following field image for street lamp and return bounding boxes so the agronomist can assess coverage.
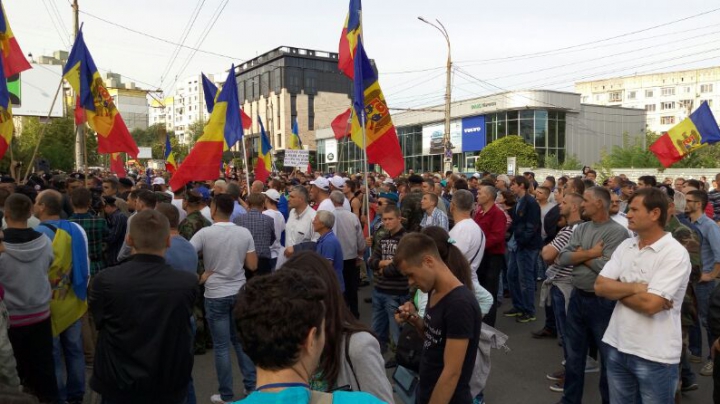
[418,16,453,173]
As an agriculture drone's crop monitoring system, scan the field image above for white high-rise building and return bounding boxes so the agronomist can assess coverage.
[575,67,720,133]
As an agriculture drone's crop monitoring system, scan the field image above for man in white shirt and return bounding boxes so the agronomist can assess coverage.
[284,185,317,257]
[190,194,258,403]
[449,190,486,288]
[310,177,333,212]
[609,192,633,237]
[595,187,691,403]
[261,189,285,270]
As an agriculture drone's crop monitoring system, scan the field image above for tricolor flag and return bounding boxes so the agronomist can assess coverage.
[649,102,720,167]
[0,51,14,160]
[255,116,272,183]
[63,28,139,158]
[351,39,404,177]
[164,133,177,173]
[332,107,352,140]
[109,153,126,178]
[338,0,362,79]
[169,65,243,190]
[0,0,31,78]
[202,72,252,135]
[289,118,302,150]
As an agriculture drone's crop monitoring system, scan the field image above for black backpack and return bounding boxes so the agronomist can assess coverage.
[395,322,423,372]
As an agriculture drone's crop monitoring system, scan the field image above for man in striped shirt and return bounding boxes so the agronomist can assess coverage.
[420,192,449,231]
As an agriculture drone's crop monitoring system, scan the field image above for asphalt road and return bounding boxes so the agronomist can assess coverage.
[189,285,715,404]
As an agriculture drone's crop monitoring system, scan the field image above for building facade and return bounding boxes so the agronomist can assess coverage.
[315,90,646,174]
[575,67,720,133]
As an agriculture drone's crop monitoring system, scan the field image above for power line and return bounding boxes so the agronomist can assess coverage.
[41,0,71,48]
[159,0,207,90]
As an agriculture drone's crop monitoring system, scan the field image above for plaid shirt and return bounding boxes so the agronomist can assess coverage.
[234,209,275,258]
[69,212,109,275]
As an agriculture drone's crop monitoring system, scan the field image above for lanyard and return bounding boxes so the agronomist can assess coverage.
[255,382,310,391]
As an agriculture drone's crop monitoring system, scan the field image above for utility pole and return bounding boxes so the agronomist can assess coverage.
[72,0,86,173]
[419,17,453,173]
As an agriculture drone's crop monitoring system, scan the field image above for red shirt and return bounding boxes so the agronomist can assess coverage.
[474,203,507,255]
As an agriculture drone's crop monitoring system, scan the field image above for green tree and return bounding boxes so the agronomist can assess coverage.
[475,135,537,174]
[597,132,664,172]
[189,119,206,144]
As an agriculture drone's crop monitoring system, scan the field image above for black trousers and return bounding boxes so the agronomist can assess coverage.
[477,252,505,327]
[8,317,59,403]
[246,257,272,281]
[714,353,720,404]
[343,259,360,319]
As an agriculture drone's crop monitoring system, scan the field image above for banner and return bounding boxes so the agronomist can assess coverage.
[284,149,309,168]
[422,121,462,155]
[461,115,486,152]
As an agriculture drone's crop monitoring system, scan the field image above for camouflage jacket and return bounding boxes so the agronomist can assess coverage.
[666,215,702,327]
[179,211,212,241]
[400,190,424,233]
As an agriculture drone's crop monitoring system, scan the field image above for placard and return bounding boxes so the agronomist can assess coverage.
[137,147,152,159]
[284,150,309,167]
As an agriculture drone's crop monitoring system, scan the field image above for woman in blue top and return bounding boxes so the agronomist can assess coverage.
[233,268,386,404]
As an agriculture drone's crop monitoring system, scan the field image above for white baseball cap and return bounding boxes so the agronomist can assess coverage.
[330,175,346,189]
[262,189,281,202]
[152,177,165,185]
[310,177,330,191]
[383,177,394,185]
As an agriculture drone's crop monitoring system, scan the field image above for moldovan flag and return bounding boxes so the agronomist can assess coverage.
[351,39,404,177]
[255,116,272,183]
[164,133,177,173]
[0,52,14,160]
[63,28,139,158]
[169,65,242,190]
[332,108,352,140]
[649,101,720,167]
[289,118,303,150]
[338,0,362,79]
[201,72,252,139]
[0,0,31,78]
[110,153,126,178]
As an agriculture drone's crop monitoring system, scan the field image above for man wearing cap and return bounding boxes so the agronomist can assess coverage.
[152,177,171,197]
[400,174,425,233]
[262,189,285,270]
[311,177,333,212]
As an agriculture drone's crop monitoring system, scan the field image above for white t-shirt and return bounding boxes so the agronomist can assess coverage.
[200,206,213,224]
[317,197,350,212]
[190,222,255,299]
[171,198,188,223]
[263,209,286,259]
[449,218,486,285]
[600,233,690,364]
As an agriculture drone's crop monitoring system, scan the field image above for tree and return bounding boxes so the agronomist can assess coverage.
[475,135,537,174]
[131,123,165,147]
[543,153,583,170]
[597,132,664,172]
[189,119,206,144]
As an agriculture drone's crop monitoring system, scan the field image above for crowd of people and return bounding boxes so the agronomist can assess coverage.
[0,166,719,404]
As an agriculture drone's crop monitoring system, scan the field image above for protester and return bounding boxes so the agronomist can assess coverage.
[261,189,285,270]
[285,186,317,257]
[235,193,276,277]
[330,191,366,319]
[420,192,449,231]
[102,196,127,267]
[474,186,507,326]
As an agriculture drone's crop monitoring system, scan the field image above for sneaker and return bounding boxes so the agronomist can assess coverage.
[211,394,229,404]
[549,380,564,393]
[504,308,523,317]
[681,382,699,392]
[700,360,714,376]
[516,314,537,323]
[531,327,557,339]
[585,356,600,373]
[546,369,565,381]
[688,354,702,363]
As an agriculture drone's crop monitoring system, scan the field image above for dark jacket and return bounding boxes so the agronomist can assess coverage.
[89,254,198,404]
[369,227,408,295]
[543,204,561,245]
[511,194,543,250]
[400,190,424,233]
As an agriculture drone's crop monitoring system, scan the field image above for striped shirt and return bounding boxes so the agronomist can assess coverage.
[545,223,580,281]
[420,208,449,231]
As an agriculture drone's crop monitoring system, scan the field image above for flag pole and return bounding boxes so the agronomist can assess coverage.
[241,138,251,196]
[23,78,64,182]
[360,108,371,233]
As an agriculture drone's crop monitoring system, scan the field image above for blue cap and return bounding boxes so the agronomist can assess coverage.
[378,192,399,203]
[197,186,211,201]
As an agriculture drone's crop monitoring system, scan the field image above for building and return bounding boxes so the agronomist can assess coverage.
[575,67,720,133]
[315,90,646,173]
[235,46,352,159]
[149,96,174,133]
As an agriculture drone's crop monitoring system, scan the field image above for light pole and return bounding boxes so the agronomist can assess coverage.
[419,16,453,173]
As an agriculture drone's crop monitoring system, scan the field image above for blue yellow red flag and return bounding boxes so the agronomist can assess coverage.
[338,0,362,79]
[202,72,252,134]
[0,51,13,160]
[164,133,177,173]
[0,0,31,78]
[290,118,303,150]
[351,39,404,177]
[649,101,720,167]
[62,28,139,158]
[255,116,272,182]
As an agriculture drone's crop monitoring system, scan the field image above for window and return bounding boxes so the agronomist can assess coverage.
[679,99,693,108]
[661,102,675,110]
[685,87,692,93]
[660,116,675,125]
[701,99,714,107]
[627,91,636,100]
[701,84,714,93]
[608,91,622,102]
[661,87,675,96]
[645,104,656,112]
[645,90,654,98]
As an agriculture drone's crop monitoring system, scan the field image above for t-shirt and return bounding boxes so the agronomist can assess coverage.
[316,231,345,292]
[165,235,199,275]
[190,222,255,299]
[236,386,384,404]
[417,286,481,404]
[600,233,690,364]
[449,219,485,285]
[171,198,188,223]
[263,209,286,259]
[317,197,350,212]
[545,223,579,281]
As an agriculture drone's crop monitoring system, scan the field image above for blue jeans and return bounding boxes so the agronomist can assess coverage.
[205,295,257,401]
[371,289,407,352]
[689,280,715,359]
[53,319,85,402]
[605,345,678,403]
[551,286,567,358]
[562,290,615,404]
[507,248,540,316]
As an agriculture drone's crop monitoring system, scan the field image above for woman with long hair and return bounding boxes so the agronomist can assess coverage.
[280,252,393,403]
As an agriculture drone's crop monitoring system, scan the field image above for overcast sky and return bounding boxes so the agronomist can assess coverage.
[7,0,720,110]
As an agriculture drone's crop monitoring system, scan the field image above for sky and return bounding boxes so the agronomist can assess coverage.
[7,0,720,111]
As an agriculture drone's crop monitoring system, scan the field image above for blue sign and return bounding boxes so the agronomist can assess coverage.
[461,115,485,152]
